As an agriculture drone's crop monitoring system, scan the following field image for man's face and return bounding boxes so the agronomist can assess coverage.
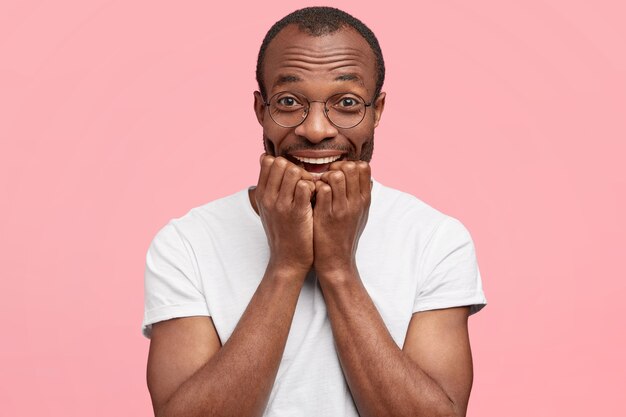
[254,25,385,177]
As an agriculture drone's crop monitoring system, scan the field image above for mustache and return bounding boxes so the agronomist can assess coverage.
[269,135,356,158]
[262,133,373,161]
[281,143,353,155]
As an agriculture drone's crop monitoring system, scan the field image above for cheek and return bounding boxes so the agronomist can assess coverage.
[345,128,375,161]
[348,128,373,149]
[263,125,290,155]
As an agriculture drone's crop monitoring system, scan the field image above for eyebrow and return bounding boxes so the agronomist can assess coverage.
[334,73,365,86]
[273,73,365,88]
[274,74,302,87]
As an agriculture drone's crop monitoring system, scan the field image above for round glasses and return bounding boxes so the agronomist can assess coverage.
[264,91,373,129]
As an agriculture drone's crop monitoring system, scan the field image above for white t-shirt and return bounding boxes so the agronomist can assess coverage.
[142,179,487,417]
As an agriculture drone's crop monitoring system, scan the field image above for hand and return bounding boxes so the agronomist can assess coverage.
[255,154,316,274]
[313,161,372,276]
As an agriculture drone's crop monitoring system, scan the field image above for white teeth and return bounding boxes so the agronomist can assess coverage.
[292,155,342,164]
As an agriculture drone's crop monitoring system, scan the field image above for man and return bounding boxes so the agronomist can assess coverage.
[143,6,486,417]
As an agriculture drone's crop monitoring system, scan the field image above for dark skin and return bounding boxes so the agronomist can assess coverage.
[147,25,473,417]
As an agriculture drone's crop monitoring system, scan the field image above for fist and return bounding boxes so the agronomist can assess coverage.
[313,161,372,275]
[254,155,316,273]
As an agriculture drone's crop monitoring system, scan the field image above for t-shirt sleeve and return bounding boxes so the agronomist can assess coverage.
[413,216,487,316]
[142,221,210,339]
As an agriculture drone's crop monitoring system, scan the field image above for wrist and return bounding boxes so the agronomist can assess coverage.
[267,259,311,281]
[314,260,359,283]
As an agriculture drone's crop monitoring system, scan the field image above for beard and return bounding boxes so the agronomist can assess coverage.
[262,133,374,162]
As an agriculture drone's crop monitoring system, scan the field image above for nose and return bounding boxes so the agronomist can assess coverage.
[294,102,339,144]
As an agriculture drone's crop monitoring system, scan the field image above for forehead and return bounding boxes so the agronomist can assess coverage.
[262,25,377,96]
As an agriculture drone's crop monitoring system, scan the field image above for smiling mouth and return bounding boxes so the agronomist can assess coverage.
[288,154,345,176]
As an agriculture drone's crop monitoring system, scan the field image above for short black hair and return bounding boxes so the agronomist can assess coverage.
[256,6,385,101]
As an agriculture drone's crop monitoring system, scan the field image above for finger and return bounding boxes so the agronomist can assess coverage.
[294,179,314,208]
[265,156,288,199]
[338,161,359,201]
[328,170,347,211]
[318,169,347,208]
[318,166,340,185]
[315,180,332,214]
[278,163,304,205]
[307,180,317,207]
[298,168,314,182]
[256,154,274,194]
[319,170,332,184]
[306,179,316,194]
[357,161,372,199]
[328,160,343,171]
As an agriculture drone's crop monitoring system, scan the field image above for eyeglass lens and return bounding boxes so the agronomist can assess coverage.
[268,91,367,128]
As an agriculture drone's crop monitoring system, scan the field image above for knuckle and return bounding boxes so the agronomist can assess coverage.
[296,180,309,191]
[260,196,273,207]
[335,208,347,218]
[357,161,370,171]
[343,161,357,173]
[330,171,344,182]
[274,156,288,167]
[262,156,274,167]
[287,165,301,177]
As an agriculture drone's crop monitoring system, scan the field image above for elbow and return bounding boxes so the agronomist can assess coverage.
[422,398,463,417]
[432,408,460,417]
[440,400,464,417]
[397,404,459,417]
[153,406,166,417]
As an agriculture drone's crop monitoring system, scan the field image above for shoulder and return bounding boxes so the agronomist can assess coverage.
[152,187,257,244]
[370,179,450,231]
[369,179,478,254]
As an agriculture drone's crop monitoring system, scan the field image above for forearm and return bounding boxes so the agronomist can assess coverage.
[318,267,458,417]
[158,265,306,417]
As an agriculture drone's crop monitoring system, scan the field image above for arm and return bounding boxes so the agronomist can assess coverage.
[147,155,316,417]
[318,271,472,417]
[314,161,473,417]
[148,265,307,417]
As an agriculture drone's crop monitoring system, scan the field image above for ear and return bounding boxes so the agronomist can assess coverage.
[253,91,266,126]
[372,92,386,128]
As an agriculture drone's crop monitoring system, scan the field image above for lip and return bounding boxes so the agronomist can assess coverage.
[287,150,346,158]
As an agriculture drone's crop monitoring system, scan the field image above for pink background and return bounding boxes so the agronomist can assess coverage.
[1,1,624,415]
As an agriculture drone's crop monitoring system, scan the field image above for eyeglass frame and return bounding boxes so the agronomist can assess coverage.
[263,91,376,129]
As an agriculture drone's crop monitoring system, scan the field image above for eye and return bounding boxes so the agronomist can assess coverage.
[278,96,298,107]
[338,97,358,107]
[330,94,363,112]
[272,93,305,111]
